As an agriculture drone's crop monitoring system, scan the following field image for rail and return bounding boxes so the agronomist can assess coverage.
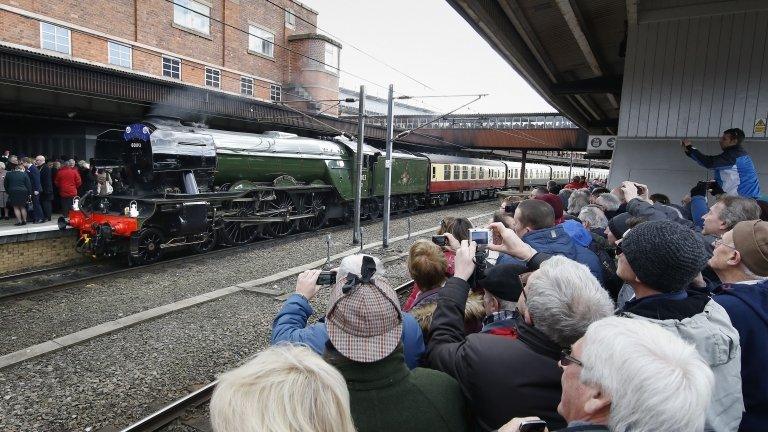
[119,279,416,432]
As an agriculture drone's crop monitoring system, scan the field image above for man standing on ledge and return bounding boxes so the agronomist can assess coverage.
[682,128,761,198]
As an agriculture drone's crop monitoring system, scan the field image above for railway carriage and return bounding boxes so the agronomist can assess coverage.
[424,154,506,205]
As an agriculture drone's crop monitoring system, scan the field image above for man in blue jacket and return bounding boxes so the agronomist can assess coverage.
[682,128,761,198]
[271,254,425,369]
[708,220,768,431]
[497,199,603,283]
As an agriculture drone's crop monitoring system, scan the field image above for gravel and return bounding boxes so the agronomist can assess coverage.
[0,248,429,432]
[0,201,497,355]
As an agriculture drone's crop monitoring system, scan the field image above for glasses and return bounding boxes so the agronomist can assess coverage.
[560,349,584,367]
[713,238,737,250]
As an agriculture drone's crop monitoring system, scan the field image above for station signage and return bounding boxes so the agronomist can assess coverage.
[587,135,616,152]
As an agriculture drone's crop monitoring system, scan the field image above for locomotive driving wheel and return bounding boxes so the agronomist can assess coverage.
[262,191,298,238]
[130,228,164,266]
[299,193,327,232]
[220,199,260,246]
[192,224,218,254]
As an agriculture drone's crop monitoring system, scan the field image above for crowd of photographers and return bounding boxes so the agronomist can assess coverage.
[206,131,767,432]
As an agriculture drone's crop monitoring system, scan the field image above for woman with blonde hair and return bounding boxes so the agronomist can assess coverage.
[209,344,357,432]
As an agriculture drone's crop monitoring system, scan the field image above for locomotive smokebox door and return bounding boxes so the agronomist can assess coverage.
[177,202,209,235]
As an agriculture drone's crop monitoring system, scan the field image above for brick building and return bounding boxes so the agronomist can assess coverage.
[0,0,342,158]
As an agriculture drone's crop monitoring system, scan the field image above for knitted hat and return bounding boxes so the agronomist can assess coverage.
[732,220,768,277]
[621,220,708,292]
[608,213,632,239]
[480,263,525,302]
[326,262,402,363]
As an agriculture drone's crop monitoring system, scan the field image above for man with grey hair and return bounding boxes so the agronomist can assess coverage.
[498,316,715,432]
[595,193,621,219]
[428,241,614,431]
[567,190,590,217]
[578,205,608,231]
[271,253,425,369]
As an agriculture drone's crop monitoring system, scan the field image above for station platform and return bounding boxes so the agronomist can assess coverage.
[0,216,86,276]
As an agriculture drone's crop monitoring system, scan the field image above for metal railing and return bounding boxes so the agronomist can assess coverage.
[364,113,577,130]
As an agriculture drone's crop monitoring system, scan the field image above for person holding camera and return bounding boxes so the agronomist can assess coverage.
[427,238,614,431]
[497,317,715,432]
[270,254,425,369]
[682,128,761,198]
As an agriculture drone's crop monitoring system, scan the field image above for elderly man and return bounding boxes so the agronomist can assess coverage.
[682,128,761,198]
[578,205,608,233]
[322,254,469,432]
[616,220,744,431]
[694,194,761,239]
[34,156,52,221]
[271,254,425,369]
[428,244,614,431]
[22,157,43,223]
[498,317,715,432]
[594,193,621,219]
[478,263,524,336]
[497,199,603,283]
[709,220,768,431]
[567,190,590,217]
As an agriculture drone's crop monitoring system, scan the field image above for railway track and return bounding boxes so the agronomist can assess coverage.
[0,198,495,301]
[119,279,416,432]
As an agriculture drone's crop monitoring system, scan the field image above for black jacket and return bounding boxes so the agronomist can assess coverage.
[427,277,566,431]
[38,164,53,196]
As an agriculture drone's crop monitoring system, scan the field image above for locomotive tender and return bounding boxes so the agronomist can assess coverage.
[62,118,608,265]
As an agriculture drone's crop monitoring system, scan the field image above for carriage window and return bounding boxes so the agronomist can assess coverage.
[432,166,436,180]
[462,166,469,180]
[453,164,460,180]
[444,165,451,180]
[471,166,477,179]
[478,167,484,179]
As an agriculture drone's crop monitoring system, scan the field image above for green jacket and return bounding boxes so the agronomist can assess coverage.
[326,346,470,432]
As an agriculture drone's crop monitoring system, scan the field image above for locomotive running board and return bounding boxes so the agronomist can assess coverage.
[223,213,318,224]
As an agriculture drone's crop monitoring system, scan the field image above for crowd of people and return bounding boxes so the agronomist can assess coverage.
[0,151,113,226]
[204,129,766,432]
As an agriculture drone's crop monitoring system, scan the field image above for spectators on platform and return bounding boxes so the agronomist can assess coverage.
[0,162,7,220]
[35,156,52,222]
[530,186,549,199]
[558,188,572,210]
[546,180,559,194]
[534,193,565,224]
[615,220,744,431]
[6,155,18,171]
[708,220,768,431]
[0,150,9,166]
[567,190,590,217]
[22,157,44,224]
[428,245,613,431]
[497,199,604,283]
[322,254,470,432]
[477,263,523,336]
[498,317,715,432]
[55,159,81,213]
[271,254,425,370]
[691,190,761,239]
[578,205,608,232]
[589,187,609,204]
[595,193,621,220]
[210,344,357,432]
[77,160,96,197]
[682,128,761,198]
[50,160,61,213]
[4,163,31,226]
[564,176,587,190]
[96,170,113,196]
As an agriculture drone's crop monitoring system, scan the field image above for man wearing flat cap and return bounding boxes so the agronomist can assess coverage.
[477,263,524,337]
[709,220,768,431]
[616,220,744,432]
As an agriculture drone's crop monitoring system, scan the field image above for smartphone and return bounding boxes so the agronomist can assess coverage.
[469,228,491,245]
[519,419,548,432]
[431,235,447,247]
[316,271,337,285]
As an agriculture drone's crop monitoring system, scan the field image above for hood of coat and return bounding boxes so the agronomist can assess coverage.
[410,291,485,334]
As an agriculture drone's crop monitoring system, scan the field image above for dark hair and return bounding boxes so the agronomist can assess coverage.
[532,186,548,195]
[649,193,670,205]
[591,187,610,197]
[757,200,768,222]
[450,217,473,242]
[493,210,514,228]
[724,128,745,145]
[516,199,555,230]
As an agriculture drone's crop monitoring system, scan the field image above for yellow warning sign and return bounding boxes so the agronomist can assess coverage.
[754,118,766,135]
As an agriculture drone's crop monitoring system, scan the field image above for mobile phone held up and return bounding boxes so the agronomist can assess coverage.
[519,419,548,432]
[316,271,337,286]
[469,228,491,245]
[432,235,448,247]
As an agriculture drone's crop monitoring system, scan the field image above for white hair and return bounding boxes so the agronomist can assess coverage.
[596,193,621,212]
[338,253,384,280]
[580,317,714,432]
[210,344,356,432]
[579,205,609,229]
[568,190,591,216]
[525,256,614,346]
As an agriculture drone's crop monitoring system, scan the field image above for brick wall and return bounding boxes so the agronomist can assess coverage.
[0,0,325,100]
[0,232,89,276]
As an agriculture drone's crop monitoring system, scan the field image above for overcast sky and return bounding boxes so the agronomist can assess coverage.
[299,0,554,115]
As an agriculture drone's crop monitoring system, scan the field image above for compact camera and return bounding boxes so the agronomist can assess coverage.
[316,271,337,285]
[469,228,491,245]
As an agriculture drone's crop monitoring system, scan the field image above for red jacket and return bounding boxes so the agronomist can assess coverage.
[55,167,82,198]
[564,181,587,190]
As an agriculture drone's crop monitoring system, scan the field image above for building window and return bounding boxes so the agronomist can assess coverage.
[249,25,275,57]
[324,43,339,72]
[108,41,132,68]
[240,76,253,96]
[285,10,296,28]
[453,165,460,180]
[270,84,281,102]
[443,165,451,180]
[40,22,70,54]
[205,67,220,88]
[173,0,210,35]
[162,56,181,79]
